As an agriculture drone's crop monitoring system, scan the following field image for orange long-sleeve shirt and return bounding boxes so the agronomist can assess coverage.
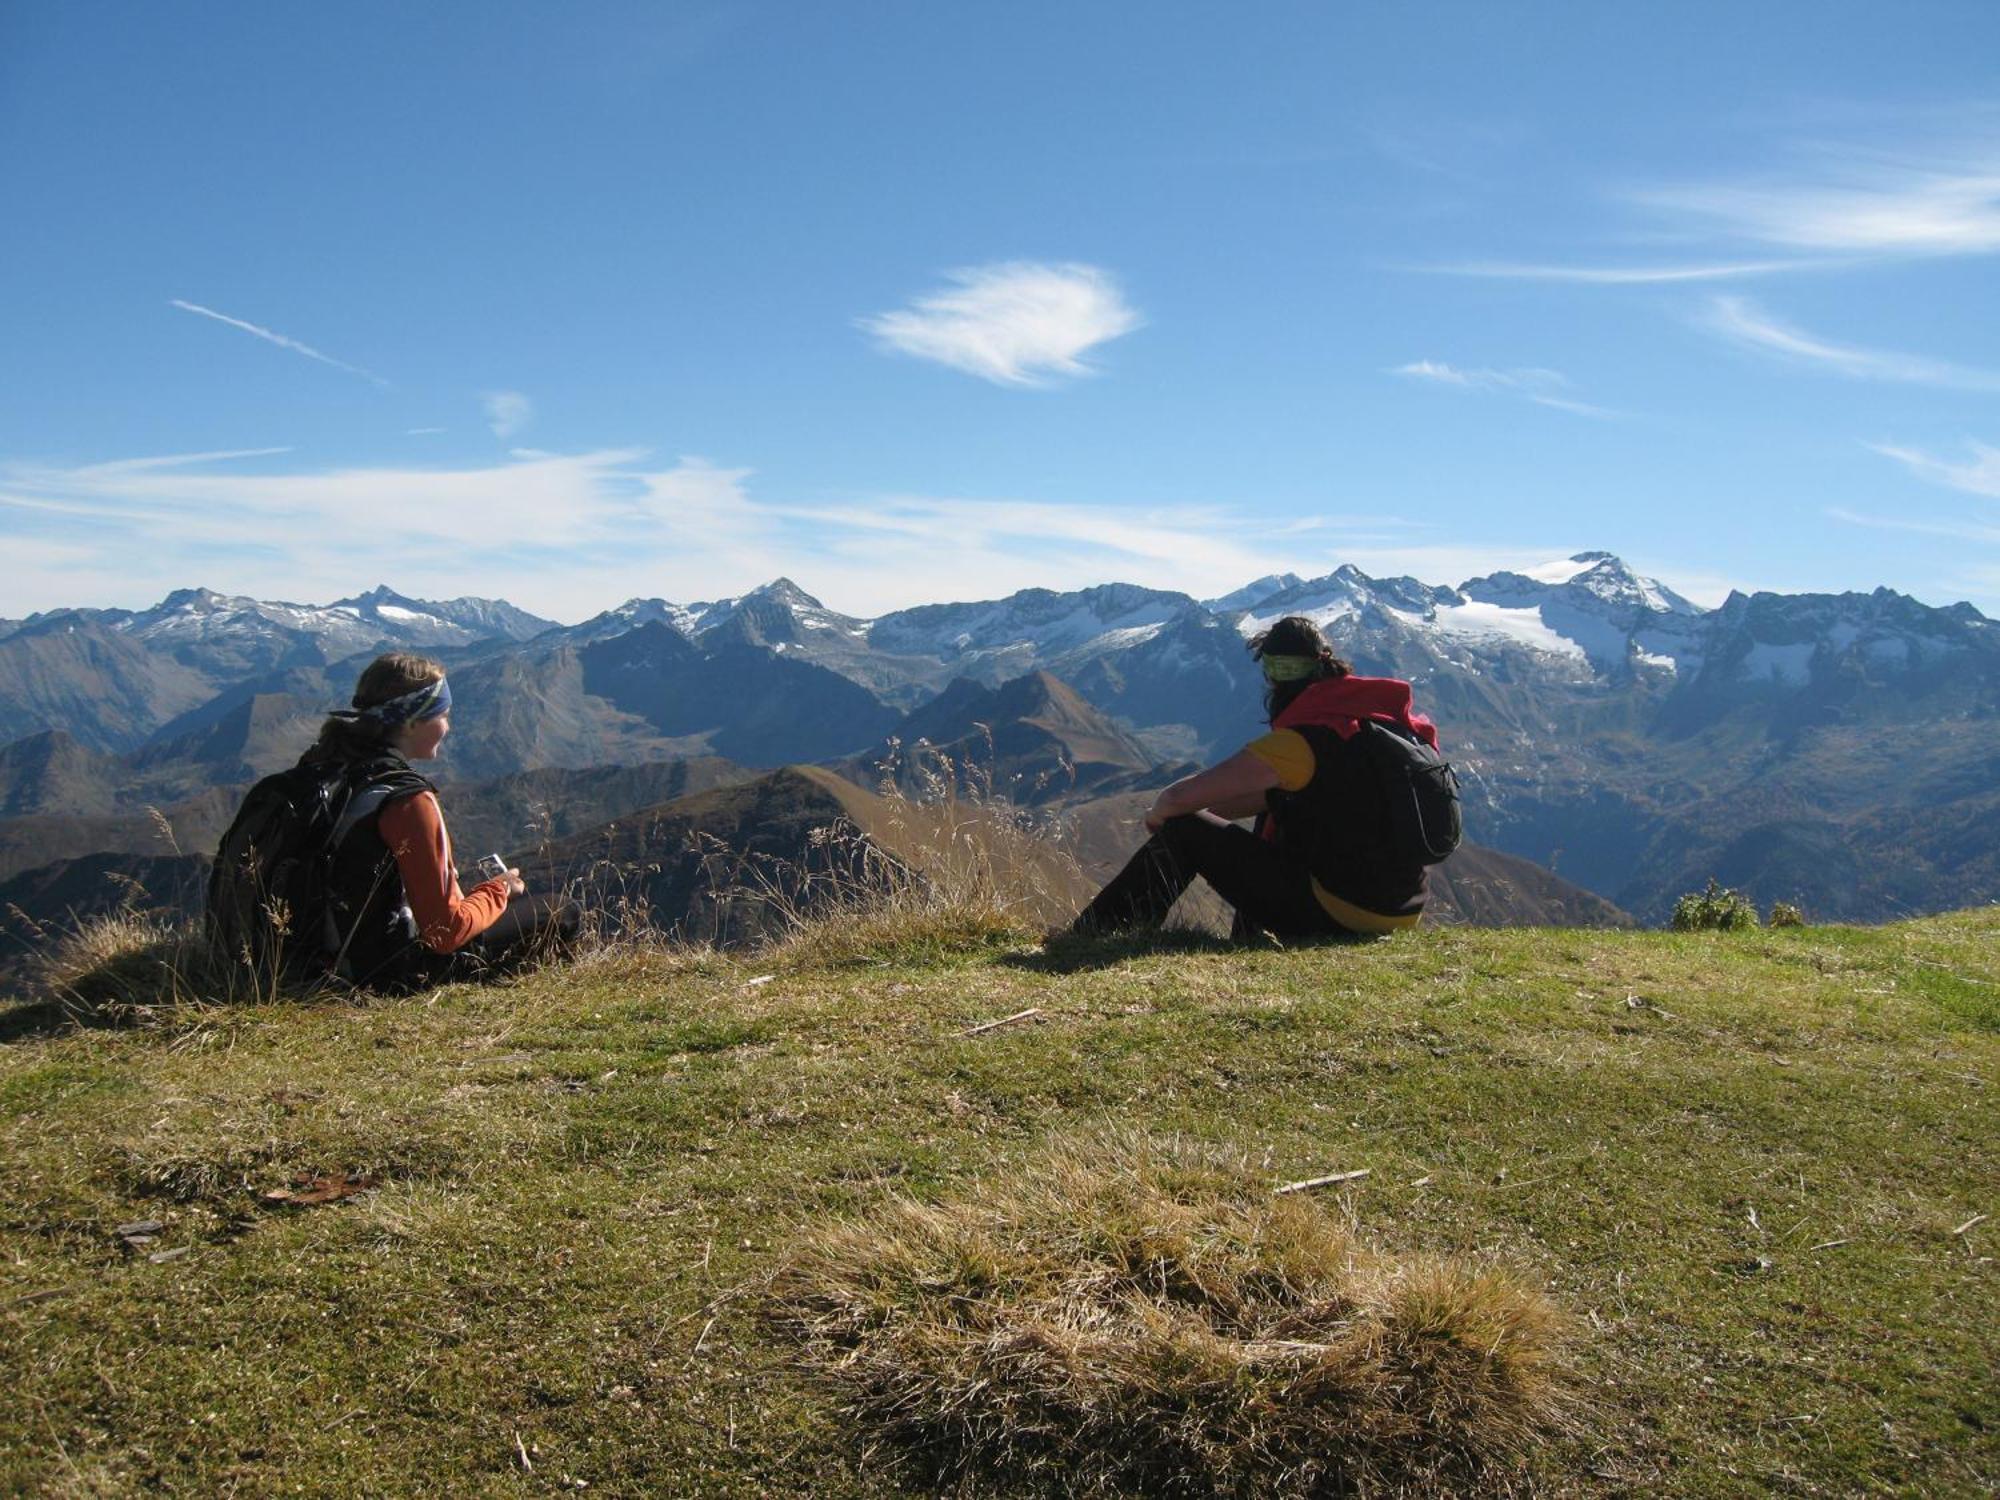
[375,791,509,953]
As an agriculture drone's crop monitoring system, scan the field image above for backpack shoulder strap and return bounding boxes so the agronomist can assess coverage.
[328,755,437,850]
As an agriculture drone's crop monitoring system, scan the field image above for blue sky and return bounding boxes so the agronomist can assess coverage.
[4,1,1999,621]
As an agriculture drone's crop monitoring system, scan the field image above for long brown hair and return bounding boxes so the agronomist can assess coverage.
[311,652,446,760]
[1247,615,1351,723]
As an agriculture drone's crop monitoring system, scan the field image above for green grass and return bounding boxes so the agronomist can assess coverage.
[2,912,1996,1495]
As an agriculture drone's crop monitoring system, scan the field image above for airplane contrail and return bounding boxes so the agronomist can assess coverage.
[169,299,391,387]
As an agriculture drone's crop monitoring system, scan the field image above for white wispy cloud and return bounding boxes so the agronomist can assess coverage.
[407,427,446,436]
[0,443,1766,617]
[1426,127,2000,284]
[767,494,1276,583]
[1828,505,2000,542]
[1704,296,2000,391]
[1636,142,2000,257]
[1420,259,1804,285]
[0,447,1313,618]
[0,536,100,571]
[859,262,1142,386]
[1392,360,1616,418]
[74,446,296,474]
[3,447,655,550]
[483,391,534,439]
[169,300,389,386]
[1870,440,2000,501]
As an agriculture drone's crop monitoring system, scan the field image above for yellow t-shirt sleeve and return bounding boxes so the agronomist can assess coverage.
[1244,729,1315,792]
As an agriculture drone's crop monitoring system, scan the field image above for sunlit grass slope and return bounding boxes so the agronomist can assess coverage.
[2,911,1996,1495]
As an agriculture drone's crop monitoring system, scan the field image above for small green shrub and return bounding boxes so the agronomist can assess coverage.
[1767,901,1806,929]
[1671,878,1759,933]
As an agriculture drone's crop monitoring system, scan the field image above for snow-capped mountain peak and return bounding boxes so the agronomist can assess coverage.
[868,582,1193,661]
[1203,573,1306,614]
[576,598,702,642]
[1473,553,1699,617]
[1227,565,1454,639]
[1430,554,1708,674]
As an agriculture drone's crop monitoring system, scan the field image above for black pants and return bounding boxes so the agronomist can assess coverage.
[368,897,582,992]
[470,895,581,967]
[1071,814,1346,939]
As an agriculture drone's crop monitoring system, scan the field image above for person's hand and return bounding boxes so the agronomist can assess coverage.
[1143,797,1172,834]
[504,868,527,898]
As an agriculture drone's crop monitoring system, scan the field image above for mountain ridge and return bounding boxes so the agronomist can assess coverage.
[3,556,1996,924]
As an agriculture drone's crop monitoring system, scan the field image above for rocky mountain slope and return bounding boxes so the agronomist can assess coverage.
[842,670,1172,805]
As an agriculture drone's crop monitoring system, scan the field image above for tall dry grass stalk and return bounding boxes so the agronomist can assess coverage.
[628,755,1093,964]
[766,746,1092,962]
[757,806,1081,966]
[22,880,334,1024]
[771,1130,1577,1496]
[26,910,231,1025]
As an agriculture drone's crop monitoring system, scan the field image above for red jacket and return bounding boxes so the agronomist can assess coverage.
[1273,675,1439,747]
[376,791,509,953]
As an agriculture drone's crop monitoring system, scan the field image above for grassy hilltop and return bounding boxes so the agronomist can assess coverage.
[2,909,1996,1495]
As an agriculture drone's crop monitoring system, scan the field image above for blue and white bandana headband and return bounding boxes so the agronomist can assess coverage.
[346,676,452,728]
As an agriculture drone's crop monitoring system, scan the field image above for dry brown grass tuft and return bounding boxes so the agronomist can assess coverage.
[27,910,228,1024]
[22,899,346,1024]
[771,1130,1576,1497]
[744,793,1085,967]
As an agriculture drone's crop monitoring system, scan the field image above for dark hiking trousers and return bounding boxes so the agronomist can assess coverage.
[471,895,582,967]
[365,897,583,992]
[1070,814,1347,939]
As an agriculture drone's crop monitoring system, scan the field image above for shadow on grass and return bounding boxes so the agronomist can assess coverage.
[0,929,241,1039]
[0,997,70,1043]
[1011,924,1377,975]
[2,924,357,1039]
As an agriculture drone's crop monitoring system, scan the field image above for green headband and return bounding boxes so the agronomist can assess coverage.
[1260,654,1321,683]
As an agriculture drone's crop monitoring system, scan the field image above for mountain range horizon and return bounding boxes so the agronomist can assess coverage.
[3,546,1996,943]
[9,549,1990,640]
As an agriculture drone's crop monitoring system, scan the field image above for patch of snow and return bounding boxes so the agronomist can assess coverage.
[1088,622,1168,650]
[1539,605,1653,665]
[1427,602,1588,659]
[1640,580,1690,614]
[375,604,431,623]
[1522,556,1598,586]
[1741,641,1817,685]
[1632,648,1678,672]
[1236,599,1361,637]
[1203,573,1305,614]
[1864,636,1910,666]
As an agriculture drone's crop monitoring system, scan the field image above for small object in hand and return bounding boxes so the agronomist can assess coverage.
[475,853,509,883]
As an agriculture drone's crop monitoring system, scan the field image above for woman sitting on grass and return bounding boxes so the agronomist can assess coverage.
[1070,615,1437,941]
[308,652,575,990]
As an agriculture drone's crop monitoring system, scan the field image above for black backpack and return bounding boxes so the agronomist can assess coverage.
[205,754,430,979]
[1355,720,1462,865]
